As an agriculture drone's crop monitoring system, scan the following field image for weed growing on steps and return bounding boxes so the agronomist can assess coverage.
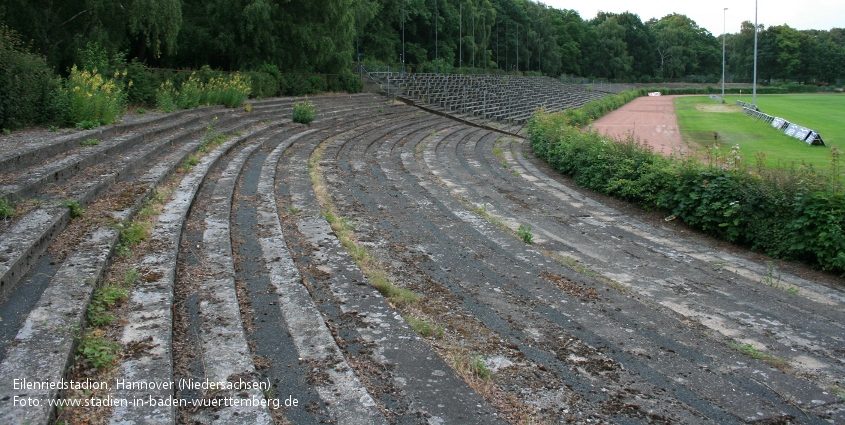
[455,354,492,381]
[77,330,121,370]
[79,138,100,146]
[199,117,227,153]
[180,154,200,173]
[115,221,149,257]
[293,97,316,124]
[725,341,789,371]
[404,315,444,338]
[60,183,175,423]
[0,196,14,220]
[181,117,227,173]
[462,195,629,293]
[517,225,533,244]
[87,279,130,327]
[414,142,427,155]
[62,200,85,219]
[309,145,419,307]
[761,261,799,295]
[87,267,136,328]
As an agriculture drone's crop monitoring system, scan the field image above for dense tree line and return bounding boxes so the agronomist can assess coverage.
[1,0,843,83]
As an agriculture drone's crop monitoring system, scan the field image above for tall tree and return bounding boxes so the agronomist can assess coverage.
[649,13,719,79]
[127,0,182,59]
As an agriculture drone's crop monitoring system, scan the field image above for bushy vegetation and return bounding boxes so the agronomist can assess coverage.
[0,26,363,131]
[553,89,647,127]
[56,66,127,128]
[293,98,317,124]
[528,102,845,272]
[0,25,58,130]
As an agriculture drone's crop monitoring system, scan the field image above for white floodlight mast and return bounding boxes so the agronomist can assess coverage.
[722,8,727,98]
[752,0,758,106]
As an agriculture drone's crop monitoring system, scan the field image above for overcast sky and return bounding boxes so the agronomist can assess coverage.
[540,0,844,37]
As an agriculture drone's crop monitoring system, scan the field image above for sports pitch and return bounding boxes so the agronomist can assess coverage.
[674,94,843,177]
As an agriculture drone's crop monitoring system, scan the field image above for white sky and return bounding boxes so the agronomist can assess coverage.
[540,0,844,36]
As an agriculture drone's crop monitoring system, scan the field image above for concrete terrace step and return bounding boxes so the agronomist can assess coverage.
[0,114,291,424]
[276,109,504,423]
[0,107,282,300]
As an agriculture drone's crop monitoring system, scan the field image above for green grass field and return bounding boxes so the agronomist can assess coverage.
[674,94,844,177]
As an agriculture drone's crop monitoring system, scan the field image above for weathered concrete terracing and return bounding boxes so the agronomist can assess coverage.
[0,93,842,424]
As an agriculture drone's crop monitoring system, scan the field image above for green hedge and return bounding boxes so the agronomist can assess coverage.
[639,85,822,95]
[0,25,58,130]
[528,107,845,272]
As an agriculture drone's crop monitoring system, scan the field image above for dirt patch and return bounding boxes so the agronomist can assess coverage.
[591,95,688,157]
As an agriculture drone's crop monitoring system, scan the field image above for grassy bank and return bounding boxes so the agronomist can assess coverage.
[528,96,845,273]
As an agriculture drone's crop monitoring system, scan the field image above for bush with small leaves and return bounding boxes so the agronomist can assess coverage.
[293,98,316,124]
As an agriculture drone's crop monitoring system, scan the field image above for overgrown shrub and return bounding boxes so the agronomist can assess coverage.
[155,80,178,112]
[292,98,316,124]
[283,73,313,96]
[338,70,363,93]
[248,72,278,98]
[528,105,845,273]
[56,66,126,128]
[125,60,162,106]
[307,75,328,93]
[202,73,251,107]
[0,25,58,130]
[176,73,203,109]
[155,71,252,111]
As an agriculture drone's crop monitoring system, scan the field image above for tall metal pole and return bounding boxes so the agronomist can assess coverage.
[516,24,519,73]
[722,8,727,98]
[496,21,499,72]
[752,0,758,105]
[459,3,462,70]
[402,0,405,74]
[435,0,439,74]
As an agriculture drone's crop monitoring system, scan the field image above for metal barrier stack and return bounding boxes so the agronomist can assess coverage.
[734,100,825,146]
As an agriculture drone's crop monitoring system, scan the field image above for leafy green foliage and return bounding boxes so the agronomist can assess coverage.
[0,25,58,130]
[404,315,444,338]
[517,225,534,244]
[88,283,130,327]
[56,66,127,128]
[63,200,85,219]
[78,331,120,370]
[248,72,278,98]
[456,355,491,381]
[293,98,317,124]
[155,80,178,112]
[529,99,845,273]
[0,196,14,220]
[127,0,182,57]
[116,222,149,256]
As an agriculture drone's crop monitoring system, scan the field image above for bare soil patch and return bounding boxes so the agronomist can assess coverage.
[591,95,688,156]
